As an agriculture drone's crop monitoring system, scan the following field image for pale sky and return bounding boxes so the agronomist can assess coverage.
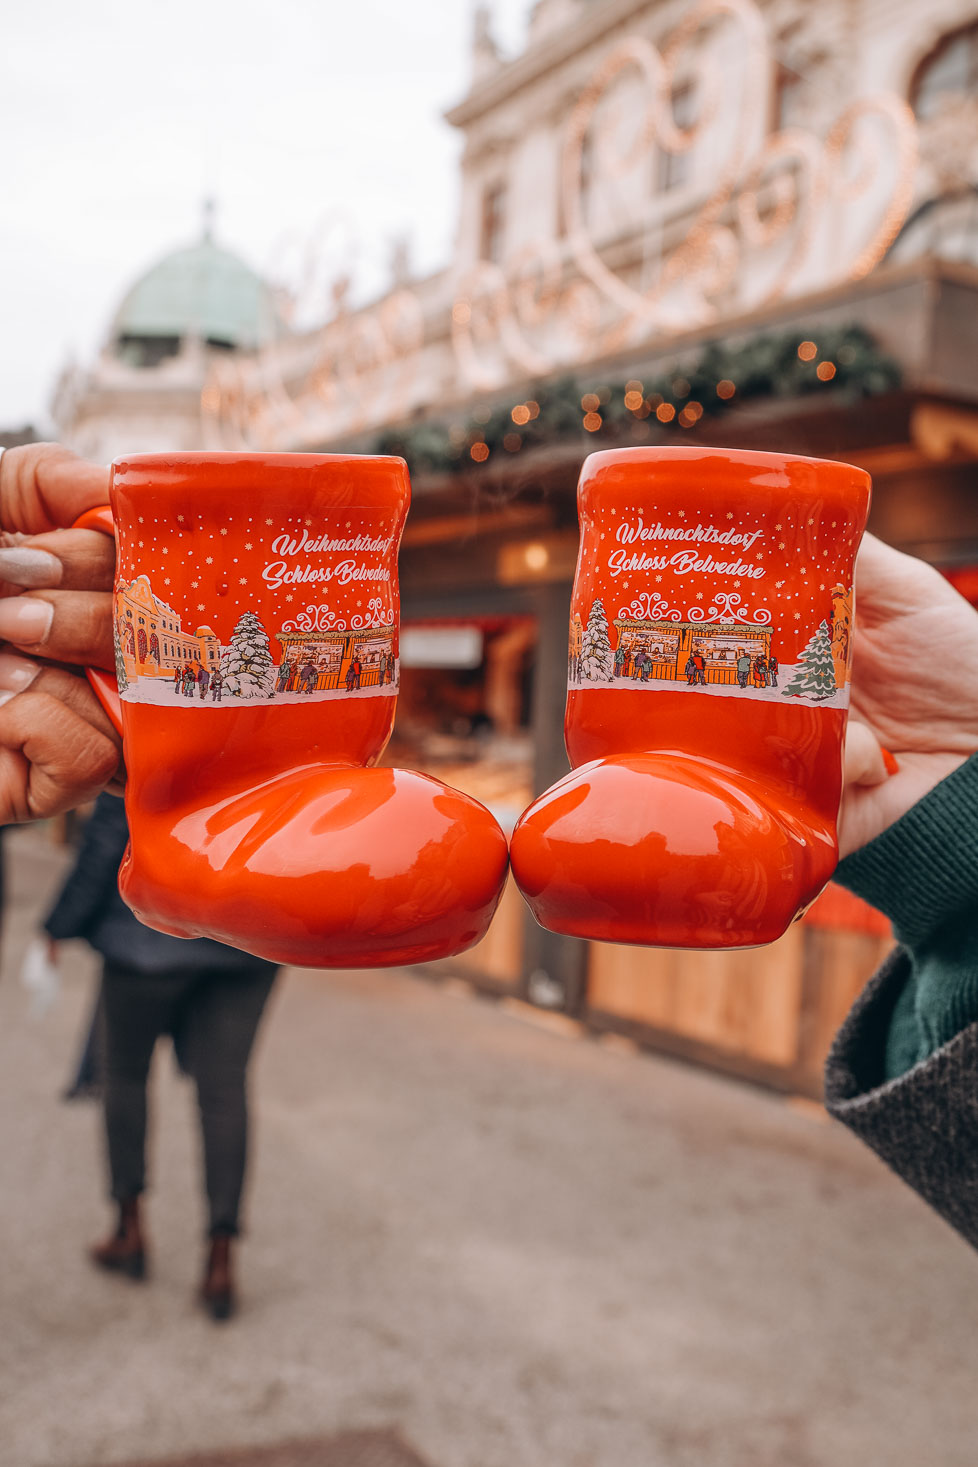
[1,0,531,430]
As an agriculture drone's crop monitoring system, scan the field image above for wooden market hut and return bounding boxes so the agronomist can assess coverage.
[275,624,396,693]
[379,256,978,1099]
[611,618,774,685]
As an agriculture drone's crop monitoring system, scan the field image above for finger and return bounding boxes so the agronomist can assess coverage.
[0,590,114,670]
[844,718,890,788]
[0,688,120,822]
[854,533,964,623]
[0,651,122,746]
[0,444,109,537]
[0,527,115,593]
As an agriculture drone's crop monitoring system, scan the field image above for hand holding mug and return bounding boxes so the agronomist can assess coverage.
[0,445,121,820]
[840,533,978,856]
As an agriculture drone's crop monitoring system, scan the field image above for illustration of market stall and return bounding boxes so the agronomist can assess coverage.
[612,617,773,684]
[273,623,397,693]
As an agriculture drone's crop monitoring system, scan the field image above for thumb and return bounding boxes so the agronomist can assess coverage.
[1,445,109,537]
[844,718,891,789]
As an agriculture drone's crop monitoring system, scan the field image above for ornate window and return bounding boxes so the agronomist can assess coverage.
[912,22,978,119]
[656,83,697,194]
[480,180,507,263]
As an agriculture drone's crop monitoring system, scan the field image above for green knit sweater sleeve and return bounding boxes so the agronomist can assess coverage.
[833,754,978,1079]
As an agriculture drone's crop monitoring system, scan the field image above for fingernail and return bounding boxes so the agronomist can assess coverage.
[0,598,54,644]
[881,747,899,776]
[0,650,41,693]
[0,547,62,588]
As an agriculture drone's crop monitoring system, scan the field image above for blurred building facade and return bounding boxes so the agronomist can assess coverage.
[52,220,280,462]
[56,0,978,1093]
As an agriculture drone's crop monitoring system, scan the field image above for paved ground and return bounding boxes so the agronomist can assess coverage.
[2,826,978,1467]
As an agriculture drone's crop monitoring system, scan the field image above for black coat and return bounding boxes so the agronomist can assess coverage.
[44,793,277,976]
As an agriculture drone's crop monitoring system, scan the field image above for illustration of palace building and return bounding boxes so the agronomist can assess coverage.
[274,624,396,692]
[116,576,223,681]
[613,618,773,684]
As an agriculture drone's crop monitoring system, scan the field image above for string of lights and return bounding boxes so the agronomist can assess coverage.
[372,324,900,475]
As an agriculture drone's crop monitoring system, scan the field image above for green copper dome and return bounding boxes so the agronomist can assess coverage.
[111,237,278,365]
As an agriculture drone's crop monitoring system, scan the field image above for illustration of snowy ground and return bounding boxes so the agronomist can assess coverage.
[121,677,398,708]
[568,663,849,710]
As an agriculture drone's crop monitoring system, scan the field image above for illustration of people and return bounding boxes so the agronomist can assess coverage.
[736,650,751,688]
[276,661,290,694]
[196,664,210,699]
[173,666,183,695]
[768,653,779,688]
[632,648,647,681]
[752,655,768,689]
[210,669,223,702]
[614,643,626,678]
[642,648,654,682]
[182,664,196,696]
[568,613,584,683]
[299,660,318,694]
[690,651,706,686]
[684,654,697,685]
[345,655,362,692]
[621,649,632,679]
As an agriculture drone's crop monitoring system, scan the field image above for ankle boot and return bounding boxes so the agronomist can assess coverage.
[90,1198,147,1280]
[94,454,509,968]
[511,447,871,948]
[200,1233,235,1322]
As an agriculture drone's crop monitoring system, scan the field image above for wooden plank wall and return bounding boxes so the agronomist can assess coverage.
[433,870,894,1096]
[588,926,806,1071]
[586,924,894,1095]
[444,873,525,990]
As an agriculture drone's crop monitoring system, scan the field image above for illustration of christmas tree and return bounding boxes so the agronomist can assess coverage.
[220,612,276,698]
[782,619,837,701]
[579,598,614,682]
[113,620,129,692]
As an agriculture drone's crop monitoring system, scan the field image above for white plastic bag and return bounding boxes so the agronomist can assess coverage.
[20,938,61,1017]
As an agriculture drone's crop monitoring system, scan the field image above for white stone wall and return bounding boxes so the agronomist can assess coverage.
[56,0,978,456]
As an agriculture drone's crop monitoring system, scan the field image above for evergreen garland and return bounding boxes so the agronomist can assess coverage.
[373,324,900,476]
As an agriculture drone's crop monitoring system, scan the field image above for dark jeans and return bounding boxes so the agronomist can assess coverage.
[100,962,277,1235]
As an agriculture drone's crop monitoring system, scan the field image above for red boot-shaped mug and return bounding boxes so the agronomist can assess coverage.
[80,452,508,967]
[510,446,871,949]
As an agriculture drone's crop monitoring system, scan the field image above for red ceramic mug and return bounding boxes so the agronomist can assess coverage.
[510,446,871,949]
[80,452,509,967]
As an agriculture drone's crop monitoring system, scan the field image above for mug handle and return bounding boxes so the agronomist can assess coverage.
[73,504,123,738]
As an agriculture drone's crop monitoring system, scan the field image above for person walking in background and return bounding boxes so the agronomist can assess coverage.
[42,792,279,1321]
[196,664,210,700]
[172,665,182,696]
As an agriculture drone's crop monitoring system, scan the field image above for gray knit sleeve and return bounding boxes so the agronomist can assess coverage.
[825,946,978,1251]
